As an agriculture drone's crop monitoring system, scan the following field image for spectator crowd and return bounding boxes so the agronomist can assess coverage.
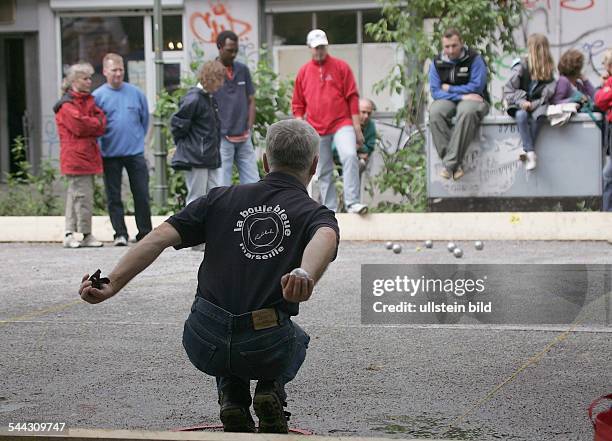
[55,27,612,249]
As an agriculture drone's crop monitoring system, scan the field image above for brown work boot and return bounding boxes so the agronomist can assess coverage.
[253,380,289,433]
[218,386,255,433]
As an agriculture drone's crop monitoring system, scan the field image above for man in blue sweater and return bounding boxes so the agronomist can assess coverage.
[429,28,489,181]
[93,53,152,246]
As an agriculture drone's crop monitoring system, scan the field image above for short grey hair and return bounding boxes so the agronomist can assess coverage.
[62,61,94,92]
[266,119,320,172]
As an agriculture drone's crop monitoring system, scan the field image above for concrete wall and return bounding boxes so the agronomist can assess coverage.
[37,1,60,160]
[0,0,39,32]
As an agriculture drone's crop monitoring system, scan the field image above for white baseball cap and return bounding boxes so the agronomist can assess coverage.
[307,29,328,48]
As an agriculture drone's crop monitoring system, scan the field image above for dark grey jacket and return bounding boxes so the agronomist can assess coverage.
[170,86,221,170]
[503,58,557,120]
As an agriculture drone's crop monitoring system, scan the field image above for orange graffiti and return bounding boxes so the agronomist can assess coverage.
[560,0,594,11]
[522,0,595,10]
[190,3,252,44]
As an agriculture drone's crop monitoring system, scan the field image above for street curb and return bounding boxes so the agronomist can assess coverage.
[0,428,453,440]
[0,212,611,242]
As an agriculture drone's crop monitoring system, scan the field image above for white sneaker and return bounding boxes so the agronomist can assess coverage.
[63,233,80,249]
[525,151,537,171]
[113,236,128,246]
[347,203,368,214]
[519,150,527,161]
[81,234,103,247]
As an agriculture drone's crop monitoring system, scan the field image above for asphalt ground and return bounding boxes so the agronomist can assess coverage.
[1,241,611,440]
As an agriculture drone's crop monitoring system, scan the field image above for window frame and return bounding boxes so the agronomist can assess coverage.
[56,9,185,111]
[266,7,401,115]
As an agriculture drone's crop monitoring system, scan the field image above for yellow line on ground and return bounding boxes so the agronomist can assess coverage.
[0,299,82,328]
[441,291,610,435]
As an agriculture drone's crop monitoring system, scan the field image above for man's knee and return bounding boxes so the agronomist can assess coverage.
[457,102,487,122]
[429,100,456,121]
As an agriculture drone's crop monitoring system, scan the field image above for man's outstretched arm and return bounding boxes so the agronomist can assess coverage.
[79,222,182,304]
[281,226,338,303]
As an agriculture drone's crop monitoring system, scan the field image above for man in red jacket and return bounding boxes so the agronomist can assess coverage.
[292,29,367,214]
[54,62,107,248]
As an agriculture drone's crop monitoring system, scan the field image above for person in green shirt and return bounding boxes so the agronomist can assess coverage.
[332,98,377,174]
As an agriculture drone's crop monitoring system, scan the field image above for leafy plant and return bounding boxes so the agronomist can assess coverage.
[370,132,428,212]
[365,0,525,126]
[362,0,524,212]
[0,136,62,215]
[251,47,294,150]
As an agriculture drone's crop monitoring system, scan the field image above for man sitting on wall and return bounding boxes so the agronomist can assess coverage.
[428,28,489,180]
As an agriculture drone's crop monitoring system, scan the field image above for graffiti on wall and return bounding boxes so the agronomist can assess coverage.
[523,0,596,11]
[488,0,609,107]
[188,2,257,63]
[42,114,59,159]
[189,3,252,44]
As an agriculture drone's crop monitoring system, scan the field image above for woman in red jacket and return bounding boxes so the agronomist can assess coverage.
[596,49,612,211]
[54,62,107,247]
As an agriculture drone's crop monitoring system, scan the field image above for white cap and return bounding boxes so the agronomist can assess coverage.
[307,29,328,48]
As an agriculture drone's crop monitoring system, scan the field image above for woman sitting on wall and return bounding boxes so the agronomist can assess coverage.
[503,33,557,171]
[551,49,596,105]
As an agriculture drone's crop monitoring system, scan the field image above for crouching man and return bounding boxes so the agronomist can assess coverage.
[78,119,339,433]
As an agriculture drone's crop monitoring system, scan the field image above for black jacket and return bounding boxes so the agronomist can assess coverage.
[170,86,221,170]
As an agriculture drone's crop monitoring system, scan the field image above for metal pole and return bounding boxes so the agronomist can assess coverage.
[152,0,168,207]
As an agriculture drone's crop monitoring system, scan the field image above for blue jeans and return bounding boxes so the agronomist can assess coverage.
[603,156,612,211]
[219,137,260,186]
[102,154,152,240]
[182,297,310,405]
[515,110,546,152]
[317,125,361,212]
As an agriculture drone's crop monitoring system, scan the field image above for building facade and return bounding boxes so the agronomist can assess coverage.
[0,0,610,180]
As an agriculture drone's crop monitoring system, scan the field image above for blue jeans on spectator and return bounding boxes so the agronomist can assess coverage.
[515,109,546,152]
[102,154,152,241]
[182,297,309,405]
[317,125,361,212]
[219,137,260,186]
[603,156,612,211]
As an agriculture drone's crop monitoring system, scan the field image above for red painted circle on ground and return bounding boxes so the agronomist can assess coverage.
[172,424,313,435]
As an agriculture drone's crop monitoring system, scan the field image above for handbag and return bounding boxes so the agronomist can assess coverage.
[571,90,603,128]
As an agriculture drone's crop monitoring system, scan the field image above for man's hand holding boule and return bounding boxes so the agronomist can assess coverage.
[281,268,314,303]
[77,222,182,305]
[79,273,116,304]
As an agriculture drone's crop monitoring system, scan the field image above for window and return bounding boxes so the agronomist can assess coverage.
[150,15,183,51]
[316,11,357,44]
[269,8,402,112]
[60,16,145,91]
[362,9,395,43]
[163,63,181,92]
[273,12,311,45]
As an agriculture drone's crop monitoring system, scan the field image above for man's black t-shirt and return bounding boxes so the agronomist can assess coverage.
[166,172,340,316]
